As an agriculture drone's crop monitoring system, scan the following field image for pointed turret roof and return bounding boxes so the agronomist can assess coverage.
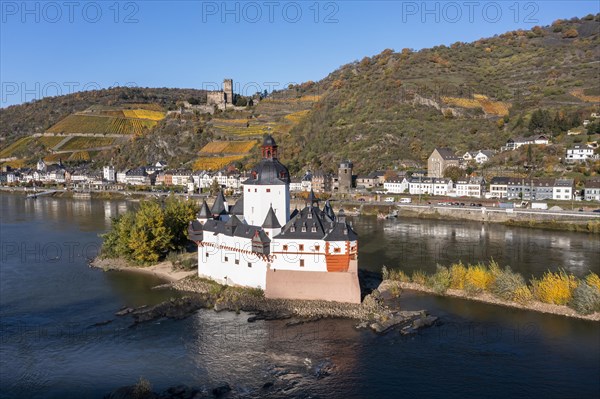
[197,200,211,219]
[211,191,227,216]
[230,197,244,215]
[290,207,299,219]
[323,200,335,222]
[306,189,319,206]
[262,205,281,229]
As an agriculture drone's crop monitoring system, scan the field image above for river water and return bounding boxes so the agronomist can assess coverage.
[1,195,599,398]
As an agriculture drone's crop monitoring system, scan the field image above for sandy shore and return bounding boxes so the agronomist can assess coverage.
[382,281,600,322]
[90,257,196,282]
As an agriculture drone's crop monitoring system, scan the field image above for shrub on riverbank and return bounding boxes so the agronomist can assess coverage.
[101,196,199,264]
[570,282,600,315]
[383,262,598,315]
[531,270,578,305]
[464,263,496,295]
[491,267,529,302]
[427,265,451,294]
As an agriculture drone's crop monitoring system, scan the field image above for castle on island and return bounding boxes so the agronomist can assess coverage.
[188,135,361,303]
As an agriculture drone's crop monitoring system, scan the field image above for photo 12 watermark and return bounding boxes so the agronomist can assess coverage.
[400,1,540,24]
[1,240,101,264]
[1,1,140,24]
[1,81,138,105]
[200,1,340,24]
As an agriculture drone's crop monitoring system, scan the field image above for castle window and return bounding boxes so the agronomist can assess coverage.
[290,226,295,232]
[206,253,209,258]
[254,189,257,192]
[301,226,306,232]
[266,188,271,193]
[300,259,305,267]
[224,256,229,262]
[334,248,341,253]
[315,245,320,251]
[283,245,288,251]
[235,259,239,265]
[311,226,317,232]
[299,244,304,251]
[307,213,312,219]
[248,262,252,268]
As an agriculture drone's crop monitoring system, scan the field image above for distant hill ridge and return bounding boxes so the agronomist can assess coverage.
[1,14,598,173]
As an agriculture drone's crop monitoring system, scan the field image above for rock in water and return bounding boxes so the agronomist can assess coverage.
[212,384,231,397]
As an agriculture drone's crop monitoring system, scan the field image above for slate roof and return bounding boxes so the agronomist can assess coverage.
[230,197,244,215]
[211,191,228,216]
[276,206,327,240]
[243,158,290,185]
[434,148,459,160]
[323,220,358,242]
[202,216,271,241]
[490,177,510,185]
[197,200,211,219]
[275,205,357,242]
[585,180,600,189]
[306,189,319,206]
[323,200,335,222]
[262,205,281,228]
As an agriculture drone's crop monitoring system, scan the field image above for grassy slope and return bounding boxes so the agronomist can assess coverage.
[284,15,600,174]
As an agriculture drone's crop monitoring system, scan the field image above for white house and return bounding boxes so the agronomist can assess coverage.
[125,167,150,186]
[188,135,361,303]
[489,177,510,199]
[384,177,409,194]
[503,135,550,151]
[584,180,600,202]
[116,170,128,184]
[432,178,453,196]
[566,144,596,163]
[462,151,478,162]
[475,150,495,164]
[456,177,486,198]
[289,177,303,192]
[36,159,47,172]
[408,177,433,195]
[300,172,313,192]
[552,179,574,201]
[103,165,116,182]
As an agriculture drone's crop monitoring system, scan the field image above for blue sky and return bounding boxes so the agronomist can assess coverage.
[1,1,599,107]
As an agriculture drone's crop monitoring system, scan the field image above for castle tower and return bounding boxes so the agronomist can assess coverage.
[243,135,290,226]
[223,79,233,104]
[338,160,353,193]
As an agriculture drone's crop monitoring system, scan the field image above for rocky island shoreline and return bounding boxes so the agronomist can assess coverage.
[90,257,437,334]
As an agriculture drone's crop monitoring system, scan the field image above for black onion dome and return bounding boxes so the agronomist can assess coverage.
[263,134,276,147]
[244,158,290,185]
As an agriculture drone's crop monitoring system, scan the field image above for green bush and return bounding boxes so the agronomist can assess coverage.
[101,196,199,264]
[491,267,528,301]
[411,270,428,285]
[427,265,451,294]
[569,283,600,315]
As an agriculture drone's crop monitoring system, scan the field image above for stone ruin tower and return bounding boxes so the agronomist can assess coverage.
[223,79,233,105]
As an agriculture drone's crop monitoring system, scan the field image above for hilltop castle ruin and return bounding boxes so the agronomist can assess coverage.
[206,78,234,109]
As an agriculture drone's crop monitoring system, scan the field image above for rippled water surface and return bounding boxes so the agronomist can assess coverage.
[1,194,598,398]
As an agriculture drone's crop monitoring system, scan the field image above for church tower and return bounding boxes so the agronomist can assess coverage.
[242,135,290,226]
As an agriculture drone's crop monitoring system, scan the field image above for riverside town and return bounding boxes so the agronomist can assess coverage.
[1,4,599,399]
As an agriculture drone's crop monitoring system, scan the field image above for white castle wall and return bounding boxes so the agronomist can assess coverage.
[270,238,328,272]
[199,233,268,289]
[243,184,290,226]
